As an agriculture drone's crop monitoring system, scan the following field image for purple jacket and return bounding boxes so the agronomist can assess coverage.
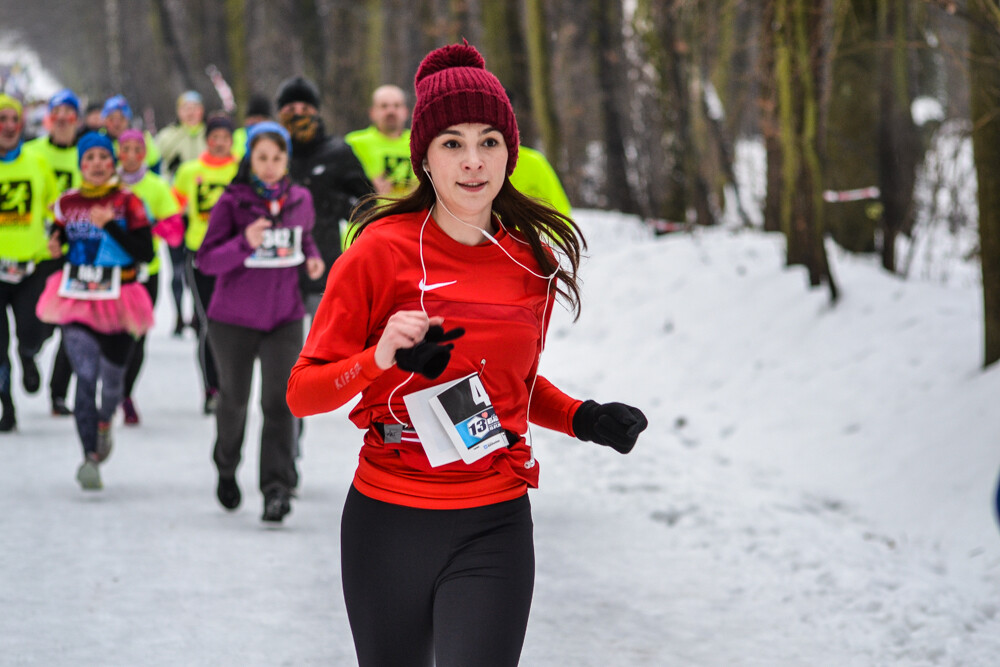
[196,181,320,331]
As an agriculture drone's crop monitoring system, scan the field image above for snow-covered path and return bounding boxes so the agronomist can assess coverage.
[3,211,1000,666]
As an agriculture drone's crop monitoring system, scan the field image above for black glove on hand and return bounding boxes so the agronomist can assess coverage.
[572,400,648,454]
[395,325,465,380]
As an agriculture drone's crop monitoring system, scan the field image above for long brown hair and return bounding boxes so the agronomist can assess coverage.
[350,179,586,319]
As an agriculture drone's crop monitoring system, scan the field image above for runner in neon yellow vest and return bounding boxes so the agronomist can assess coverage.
[0,94,60,431]
[171,113,237,414]
[24,90,85,418]
[117,130,184,425]
[344,85,416,248]
[24,88,82,194]
[173,142,239,252]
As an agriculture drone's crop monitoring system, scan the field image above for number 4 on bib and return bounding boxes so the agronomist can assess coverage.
[429,373,509,464]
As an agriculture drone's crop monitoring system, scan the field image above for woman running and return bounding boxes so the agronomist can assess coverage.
[286,43,647,666]
[36,132,154,490]
[196,121,323,522]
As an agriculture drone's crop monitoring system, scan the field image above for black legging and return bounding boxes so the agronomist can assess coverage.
[340,486,535,667]
[123,277,159,398]
[184,253,219,392]
[0,266,49,395]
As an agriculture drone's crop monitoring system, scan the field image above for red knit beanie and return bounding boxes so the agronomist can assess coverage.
[410,41,519,182]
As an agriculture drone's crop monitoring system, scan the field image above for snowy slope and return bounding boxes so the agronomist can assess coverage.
[2,210,999,666]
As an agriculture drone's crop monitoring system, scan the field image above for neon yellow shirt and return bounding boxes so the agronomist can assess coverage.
[345,126,415,197]
[23,136,81,193]
[343,126,416,248]
[172,154,238,251]
[509,146,572,217]
[0,148,60,261]
[128,171,181,274]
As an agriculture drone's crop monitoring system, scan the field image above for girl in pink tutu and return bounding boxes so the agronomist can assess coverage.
[36,132,155,490]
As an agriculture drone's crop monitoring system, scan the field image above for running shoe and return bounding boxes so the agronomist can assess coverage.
[262,485,292,523]
[122,398,140,425]
[21,357,40,394]
[51,397,72,416]
[203,389,219,415]
[217,476,241,510]
[76,453,102,490]
[0,394,15,432]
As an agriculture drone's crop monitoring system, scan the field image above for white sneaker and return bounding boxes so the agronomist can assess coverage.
[76,454,102,490]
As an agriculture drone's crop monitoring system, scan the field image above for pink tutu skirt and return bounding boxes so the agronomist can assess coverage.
[36,271,155,337]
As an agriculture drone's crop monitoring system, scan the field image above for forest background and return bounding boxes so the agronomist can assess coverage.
[3,0,1000,366]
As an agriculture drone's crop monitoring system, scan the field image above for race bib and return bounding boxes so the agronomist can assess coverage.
[244,226,304,268]
[57,263,121,300]
[0,257,34,284]
[403,373,510,466]
[429,373,509,464]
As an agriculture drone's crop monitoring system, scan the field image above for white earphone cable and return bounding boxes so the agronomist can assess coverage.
[424,167,562,468]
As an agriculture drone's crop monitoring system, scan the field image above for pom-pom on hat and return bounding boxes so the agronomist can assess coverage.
[275,76,321,111]
[101,95,132,121]
[410,41,518,182]
[48,89,80,114]
[77,131,116,167]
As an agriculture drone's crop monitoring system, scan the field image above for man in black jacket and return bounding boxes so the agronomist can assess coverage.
[275,76,373,315]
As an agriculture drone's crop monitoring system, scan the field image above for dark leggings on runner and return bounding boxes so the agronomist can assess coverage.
[0,267,48,395]
[123,277,159,398]
[184,253,218,392]
[62,324,135,455]
[340,486,535,667]
[168,244,186,325]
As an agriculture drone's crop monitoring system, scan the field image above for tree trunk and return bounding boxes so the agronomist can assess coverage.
[877,0,920,272]
[592,0,638,214]
[775,0,839,300]
[636,0,687,224]
[760,0,782,233]
[225,0,249,118]
[523,0,559,159]
[481,3,533,144]
[104,0,123,93]
[825,0,879,253]
[969,0,1000,367]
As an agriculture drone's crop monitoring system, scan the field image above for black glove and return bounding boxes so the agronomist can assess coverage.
[395,325,465,379]
[572,400,648,454]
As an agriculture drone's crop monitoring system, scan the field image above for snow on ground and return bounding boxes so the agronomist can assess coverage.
[3,210,1000,666]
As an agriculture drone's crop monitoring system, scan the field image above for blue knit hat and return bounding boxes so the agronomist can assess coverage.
[77,132,117,167]
[246,121,292,157]
[48,89,80,114]
[101,95,132,121]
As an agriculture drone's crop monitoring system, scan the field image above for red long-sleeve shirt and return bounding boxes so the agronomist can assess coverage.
[287,210,581,509]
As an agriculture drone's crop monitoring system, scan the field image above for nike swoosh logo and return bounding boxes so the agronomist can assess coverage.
[418,279,457,291]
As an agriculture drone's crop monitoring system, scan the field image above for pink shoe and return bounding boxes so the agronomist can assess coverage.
[122,398,140,425]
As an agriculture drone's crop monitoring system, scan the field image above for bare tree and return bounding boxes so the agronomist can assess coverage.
[968,0,1000,367]
[774,0,839,300]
